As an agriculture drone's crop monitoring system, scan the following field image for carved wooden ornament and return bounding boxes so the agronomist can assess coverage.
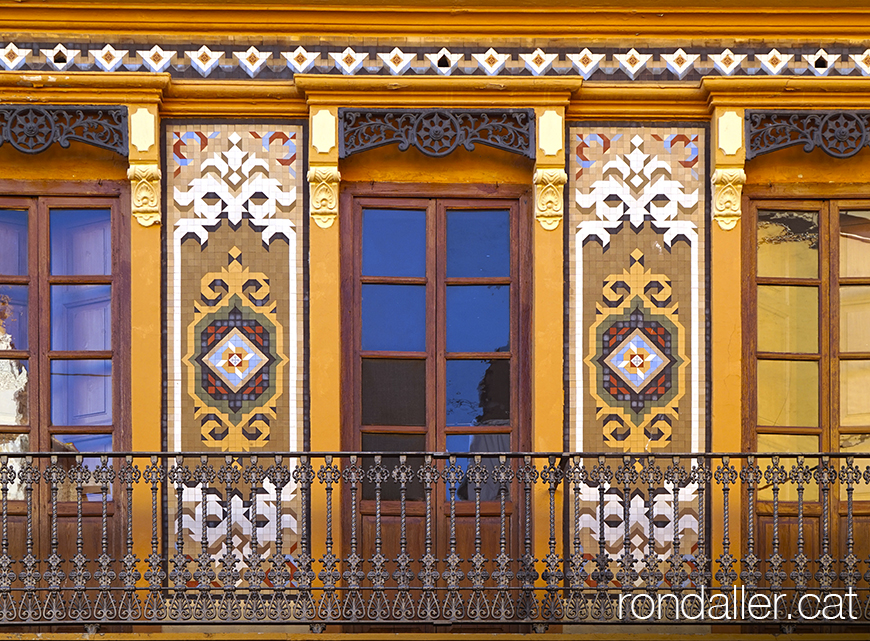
[308,165,341,229]
[128,162,161,226]
[534,167,567,230]
[711,167,746,231]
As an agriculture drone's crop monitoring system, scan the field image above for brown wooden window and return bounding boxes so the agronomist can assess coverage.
[746,198,870,560]
[0,192,129,464]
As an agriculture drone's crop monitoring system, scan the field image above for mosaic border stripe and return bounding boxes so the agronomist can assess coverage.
[4,42,870,80]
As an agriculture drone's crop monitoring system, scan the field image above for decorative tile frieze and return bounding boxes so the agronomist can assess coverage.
[0,105,128,156]
[7,40,870,79]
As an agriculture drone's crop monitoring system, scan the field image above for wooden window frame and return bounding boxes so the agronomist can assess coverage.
[0,180,131,462]
[339,182,533,457]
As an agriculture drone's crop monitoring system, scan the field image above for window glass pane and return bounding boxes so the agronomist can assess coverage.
[51,360,112,426]
[840,286,870,352]
[50,208,111,276]
[362,208,426,277]
[52,434,113,501]
[445,433,511,501]
[757,285,817,353]
[0,210,27,276]
[840,433,870,500]
[0,360,28,426]
[446,359,510,427]
[756,434,819,502]
[51,285,111,351]
[361,433,424,501]
[446,285,509,353]
[757,210,818,278]
[841,361,870,426]
[446,209,509,277]
[361,284,425,352]
[840,210,870,277]
[757,360,818,427]
[0,285,28,350]
[361,359,425,426]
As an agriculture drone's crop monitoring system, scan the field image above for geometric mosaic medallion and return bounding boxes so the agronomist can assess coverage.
[602,326,667,394]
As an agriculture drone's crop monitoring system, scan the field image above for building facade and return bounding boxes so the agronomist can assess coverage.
[0,0,869,636]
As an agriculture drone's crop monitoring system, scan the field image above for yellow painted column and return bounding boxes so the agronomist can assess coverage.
[532,106,567,589]
[126,102,163,617]
[307,105,341,577]
[710,106,745,588]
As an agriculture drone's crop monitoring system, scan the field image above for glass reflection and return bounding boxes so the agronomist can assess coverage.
[446,285,509,353]
[840,361,870,426]
[50,209,111,276]
[446,359,510,426]
[446,209,509,277]
[362,209,426,277]
[757,210,818,278]
[52,433,113,501]
[757,360,818,427]
[0,433,30,500]
[446,433,510,501]
[840,210,870,277]
[361,359,426,426]
[840,286,870,352]
[0,210,28,276]
[0,285,28,350]
[756,285,817,353]
[51,285,111,351]
[51,360,112,426]
[0,359,28,426]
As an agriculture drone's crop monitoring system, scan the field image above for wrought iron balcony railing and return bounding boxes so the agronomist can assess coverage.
[0,451,865,629]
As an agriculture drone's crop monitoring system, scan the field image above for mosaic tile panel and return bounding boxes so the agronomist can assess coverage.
[164,123,305,575]
[3,41,870,79]
[567,125,708,576]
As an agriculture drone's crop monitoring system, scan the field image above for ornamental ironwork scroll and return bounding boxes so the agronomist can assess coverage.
[746,110,870,160]
[339,108,535,159]
[0,106,128,156]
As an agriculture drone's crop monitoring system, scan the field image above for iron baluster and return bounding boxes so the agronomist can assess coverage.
[789,456,812,616]
[638,456,662,620]
[316,455,341,621]
[490,455,514,621]
[267,455,294,621]
[689,460,712,596]
[0,456,15,622]
[167,456,192,621]
[739,457,761,596]
[565,456,588,621]
[391,455,415,621]
[243,456,268,621]
[589,456,613,621]
[341,455,365,621]
[92,455,117,620]
[292,455,316,622]
[615,456,638,620]
[118,456,142,621]
[42,455,66,621]
[713,457,738,590]
[17,456,40,622]
[216,456,241,621]
[541,455,564,621]
[441,455,465,621]
[815,456,837,594]
[840,457,862,593]
[192,456,216,621]
[664,457,689,620]
[466,455,491,621]
[764,455,787,619]
[143,456,167,620]
[366,455,390,621]
[516,456,539,620]
[416,455,440,621]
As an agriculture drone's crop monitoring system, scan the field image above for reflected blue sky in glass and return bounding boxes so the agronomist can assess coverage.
[0,210,27,276]
[446,285,508,352]
[361,284,426,352]
[51,285,111,351]
[447,210,509,277]
[445,433,510,501]
[362,209,426,277]
[0,285,28,350]
[446,359,510,426]
[51,359,112,426]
